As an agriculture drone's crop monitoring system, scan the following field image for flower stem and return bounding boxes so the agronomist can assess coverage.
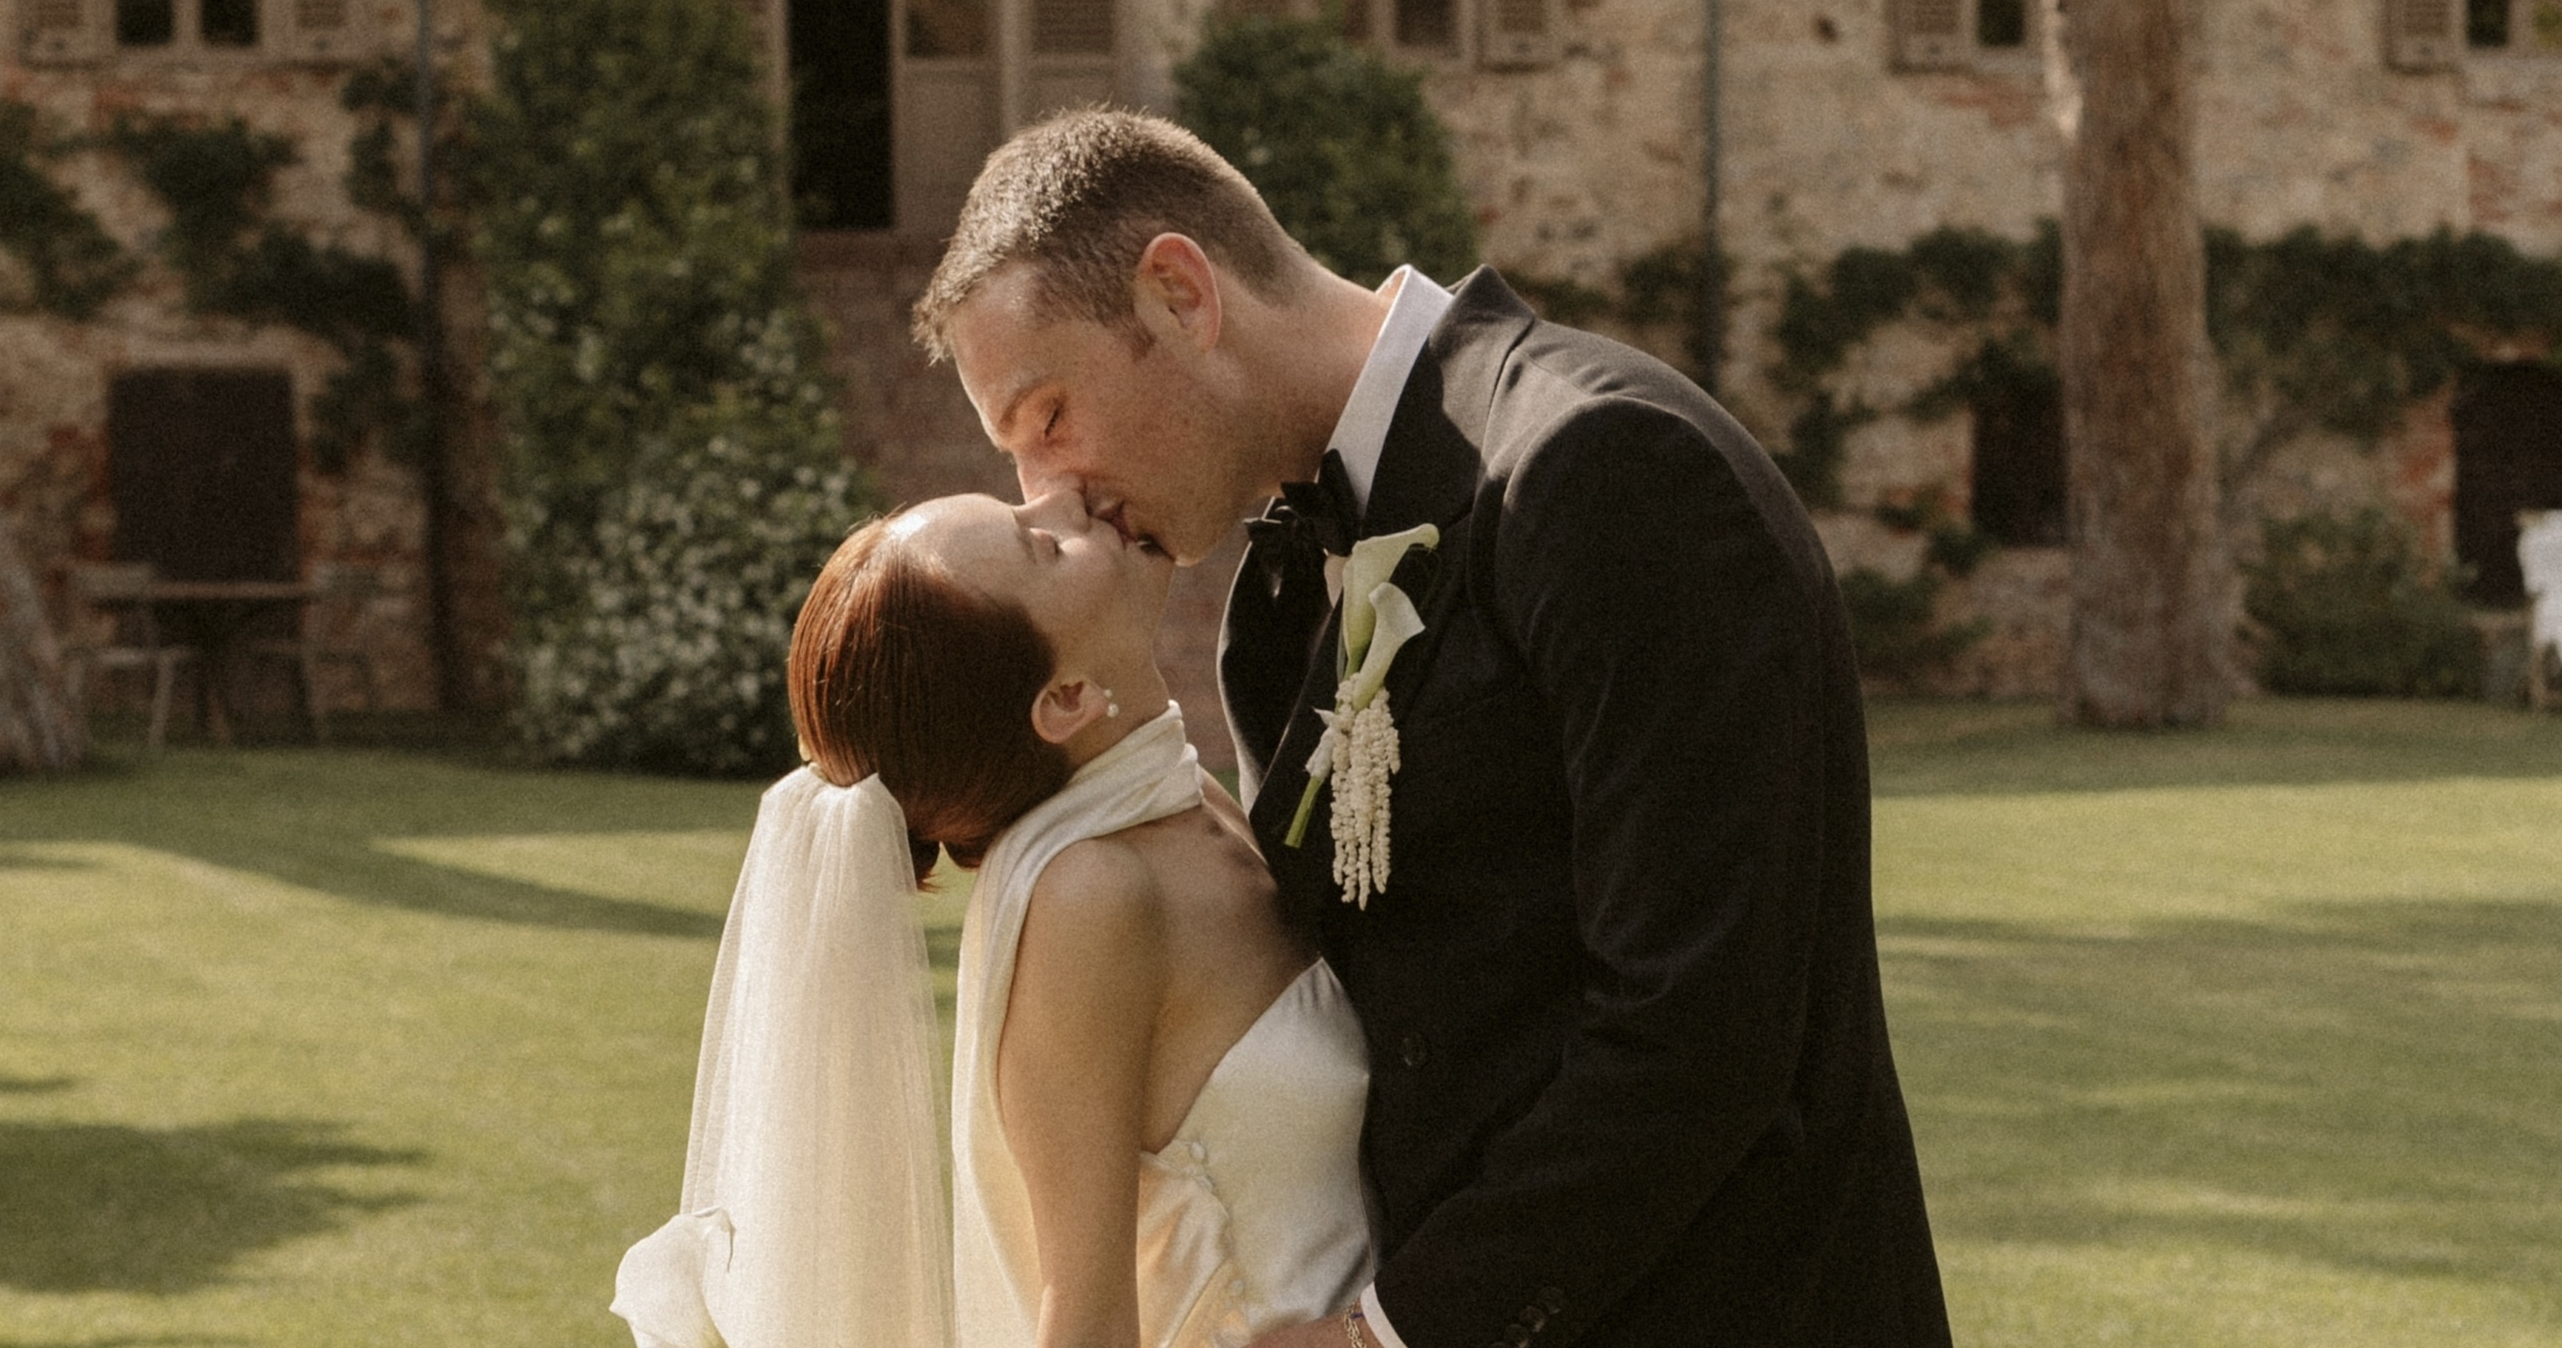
[1283,774,1324,847]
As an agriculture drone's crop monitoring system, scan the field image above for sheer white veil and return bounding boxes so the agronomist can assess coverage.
[613,768,953,1348]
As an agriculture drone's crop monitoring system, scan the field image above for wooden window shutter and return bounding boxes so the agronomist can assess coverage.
[2387,0,2463,68]
[1894,0,1970,70]
[21,0,111,64]
[1031,0,1114,55]
[1479,0,1559,69]
[276,0,366,62]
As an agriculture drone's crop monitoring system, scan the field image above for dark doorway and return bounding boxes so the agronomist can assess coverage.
[1970,356,2068,547]
[108,368,299,582]
[2453,362,2562,606]
[790,0,894,231]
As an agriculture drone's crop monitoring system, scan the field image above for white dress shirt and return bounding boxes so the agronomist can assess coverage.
[1327,266,1455,518]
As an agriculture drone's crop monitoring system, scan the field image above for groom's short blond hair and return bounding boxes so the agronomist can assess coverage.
[911,108,1310,361]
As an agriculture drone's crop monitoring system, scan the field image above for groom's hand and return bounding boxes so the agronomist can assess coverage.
[1244,1313,1355,1348]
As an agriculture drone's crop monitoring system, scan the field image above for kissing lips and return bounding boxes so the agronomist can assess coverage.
[1097,502,1166,557]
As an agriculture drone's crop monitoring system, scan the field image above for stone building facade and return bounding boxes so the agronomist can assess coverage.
[793,0,2562,718]
[1710,0,2562,695]
[10,0,2557,749]
[1,0,503,722]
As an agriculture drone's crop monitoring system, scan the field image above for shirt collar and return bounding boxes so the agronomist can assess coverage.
[1325,266,1454,515]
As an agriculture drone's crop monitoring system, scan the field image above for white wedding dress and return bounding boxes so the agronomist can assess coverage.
[614,705,1374,1348]
[954,707,1376,1348]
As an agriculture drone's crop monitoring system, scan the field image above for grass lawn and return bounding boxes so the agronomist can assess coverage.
[1,699,2556,1345]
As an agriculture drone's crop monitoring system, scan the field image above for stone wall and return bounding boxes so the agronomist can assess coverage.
[1710,0,2562,695]
[0,4,503,719]
[1421,0,1712,292]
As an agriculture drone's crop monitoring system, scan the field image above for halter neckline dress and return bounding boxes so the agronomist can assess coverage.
[951,706,1376,1348]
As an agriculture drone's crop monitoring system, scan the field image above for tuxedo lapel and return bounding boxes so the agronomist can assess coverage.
[1359,268,1531,544]
[1244,599,1349,914]
[1224,269,1539,872]
[1220,528,1329,804]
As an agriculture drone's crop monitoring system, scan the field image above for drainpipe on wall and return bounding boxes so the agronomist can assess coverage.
[415,0,462,711]
[1700,0,1725,393]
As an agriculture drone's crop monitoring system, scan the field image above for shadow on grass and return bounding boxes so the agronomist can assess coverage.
[0,743,747,939]
[0,1077,76,1096]
[1888,896,2562,1298]
[0,1118,423,1294]
[1868,698,2562,797]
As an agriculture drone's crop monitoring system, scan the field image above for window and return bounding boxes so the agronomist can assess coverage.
[1893,0,2039,71]
[1241,0,1560,69]
[21,0,370,64]
[2392,0,2562,66]
[199,0,259,46]
[2467,0,2562,52]
[115,0,174,46]
[114,0,255,50]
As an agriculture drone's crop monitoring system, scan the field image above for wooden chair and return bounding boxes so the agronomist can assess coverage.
[60,561,196,753]
[2523,511,2562,713]
[244,562,382,740]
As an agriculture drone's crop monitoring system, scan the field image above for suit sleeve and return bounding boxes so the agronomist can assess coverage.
[1369,396,1849,1346]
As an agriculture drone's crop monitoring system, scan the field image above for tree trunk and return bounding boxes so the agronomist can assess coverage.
[2048,0,2232,727]
[0,511,88,773]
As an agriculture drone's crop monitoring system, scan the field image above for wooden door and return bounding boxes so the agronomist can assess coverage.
[889,0,1120,235]
[107,368,299,582]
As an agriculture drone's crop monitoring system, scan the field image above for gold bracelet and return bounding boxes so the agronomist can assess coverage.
[1344,1309,1371,1348]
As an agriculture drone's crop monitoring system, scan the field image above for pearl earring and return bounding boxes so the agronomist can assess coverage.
[1104,688,1121,719]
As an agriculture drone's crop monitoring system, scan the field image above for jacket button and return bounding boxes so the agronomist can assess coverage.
[1397,1032,1430,1069]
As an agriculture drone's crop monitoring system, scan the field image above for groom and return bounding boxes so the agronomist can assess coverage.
[915,111,1950,1347]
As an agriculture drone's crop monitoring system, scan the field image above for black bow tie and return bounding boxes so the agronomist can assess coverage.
[1246,450,1360,580]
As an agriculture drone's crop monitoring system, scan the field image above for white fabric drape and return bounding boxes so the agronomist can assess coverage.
[2522,510,2562,657]
[614,770,953,1348]
[952,708,1205,1348]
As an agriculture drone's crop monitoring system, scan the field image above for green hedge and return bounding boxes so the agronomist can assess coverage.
[2243,509,2482,698]
[469,0,862,774]
[1174,13,1477,286]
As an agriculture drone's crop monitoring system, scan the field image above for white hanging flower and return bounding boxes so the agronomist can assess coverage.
[1285,524,1437,907]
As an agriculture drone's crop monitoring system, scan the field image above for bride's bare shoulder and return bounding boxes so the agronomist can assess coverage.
[1022,836,1167,948]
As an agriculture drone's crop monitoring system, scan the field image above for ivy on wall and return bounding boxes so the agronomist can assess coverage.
[0,67,439,472]
[1769,221,2562,502]
[0,101,137,320]
[1762,222,2562,686]
[1512,240,1731,395]
[104,102,424,472]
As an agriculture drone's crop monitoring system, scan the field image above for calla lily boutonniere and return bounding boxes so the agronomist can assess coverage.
[1285,523,1440,908]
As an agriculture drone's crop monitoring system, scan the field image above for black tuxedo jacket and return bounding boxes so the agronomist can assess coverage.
[1219,271,1950,1347]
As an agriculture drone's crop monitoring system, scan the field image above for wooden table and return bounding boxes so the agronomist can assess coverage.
[136,579,318,744]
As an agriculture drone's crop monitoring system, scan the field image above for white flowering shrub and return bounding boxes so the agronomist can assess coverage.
[471,0,863,773]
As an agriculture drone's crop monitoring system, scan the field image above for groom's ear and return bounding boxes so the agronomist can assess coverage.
[1134,233,1221,352]
[1029,677,1111,747]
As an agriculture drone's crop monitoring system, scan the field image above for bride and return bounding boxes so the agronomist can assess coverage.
[613,492,1375,1348]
